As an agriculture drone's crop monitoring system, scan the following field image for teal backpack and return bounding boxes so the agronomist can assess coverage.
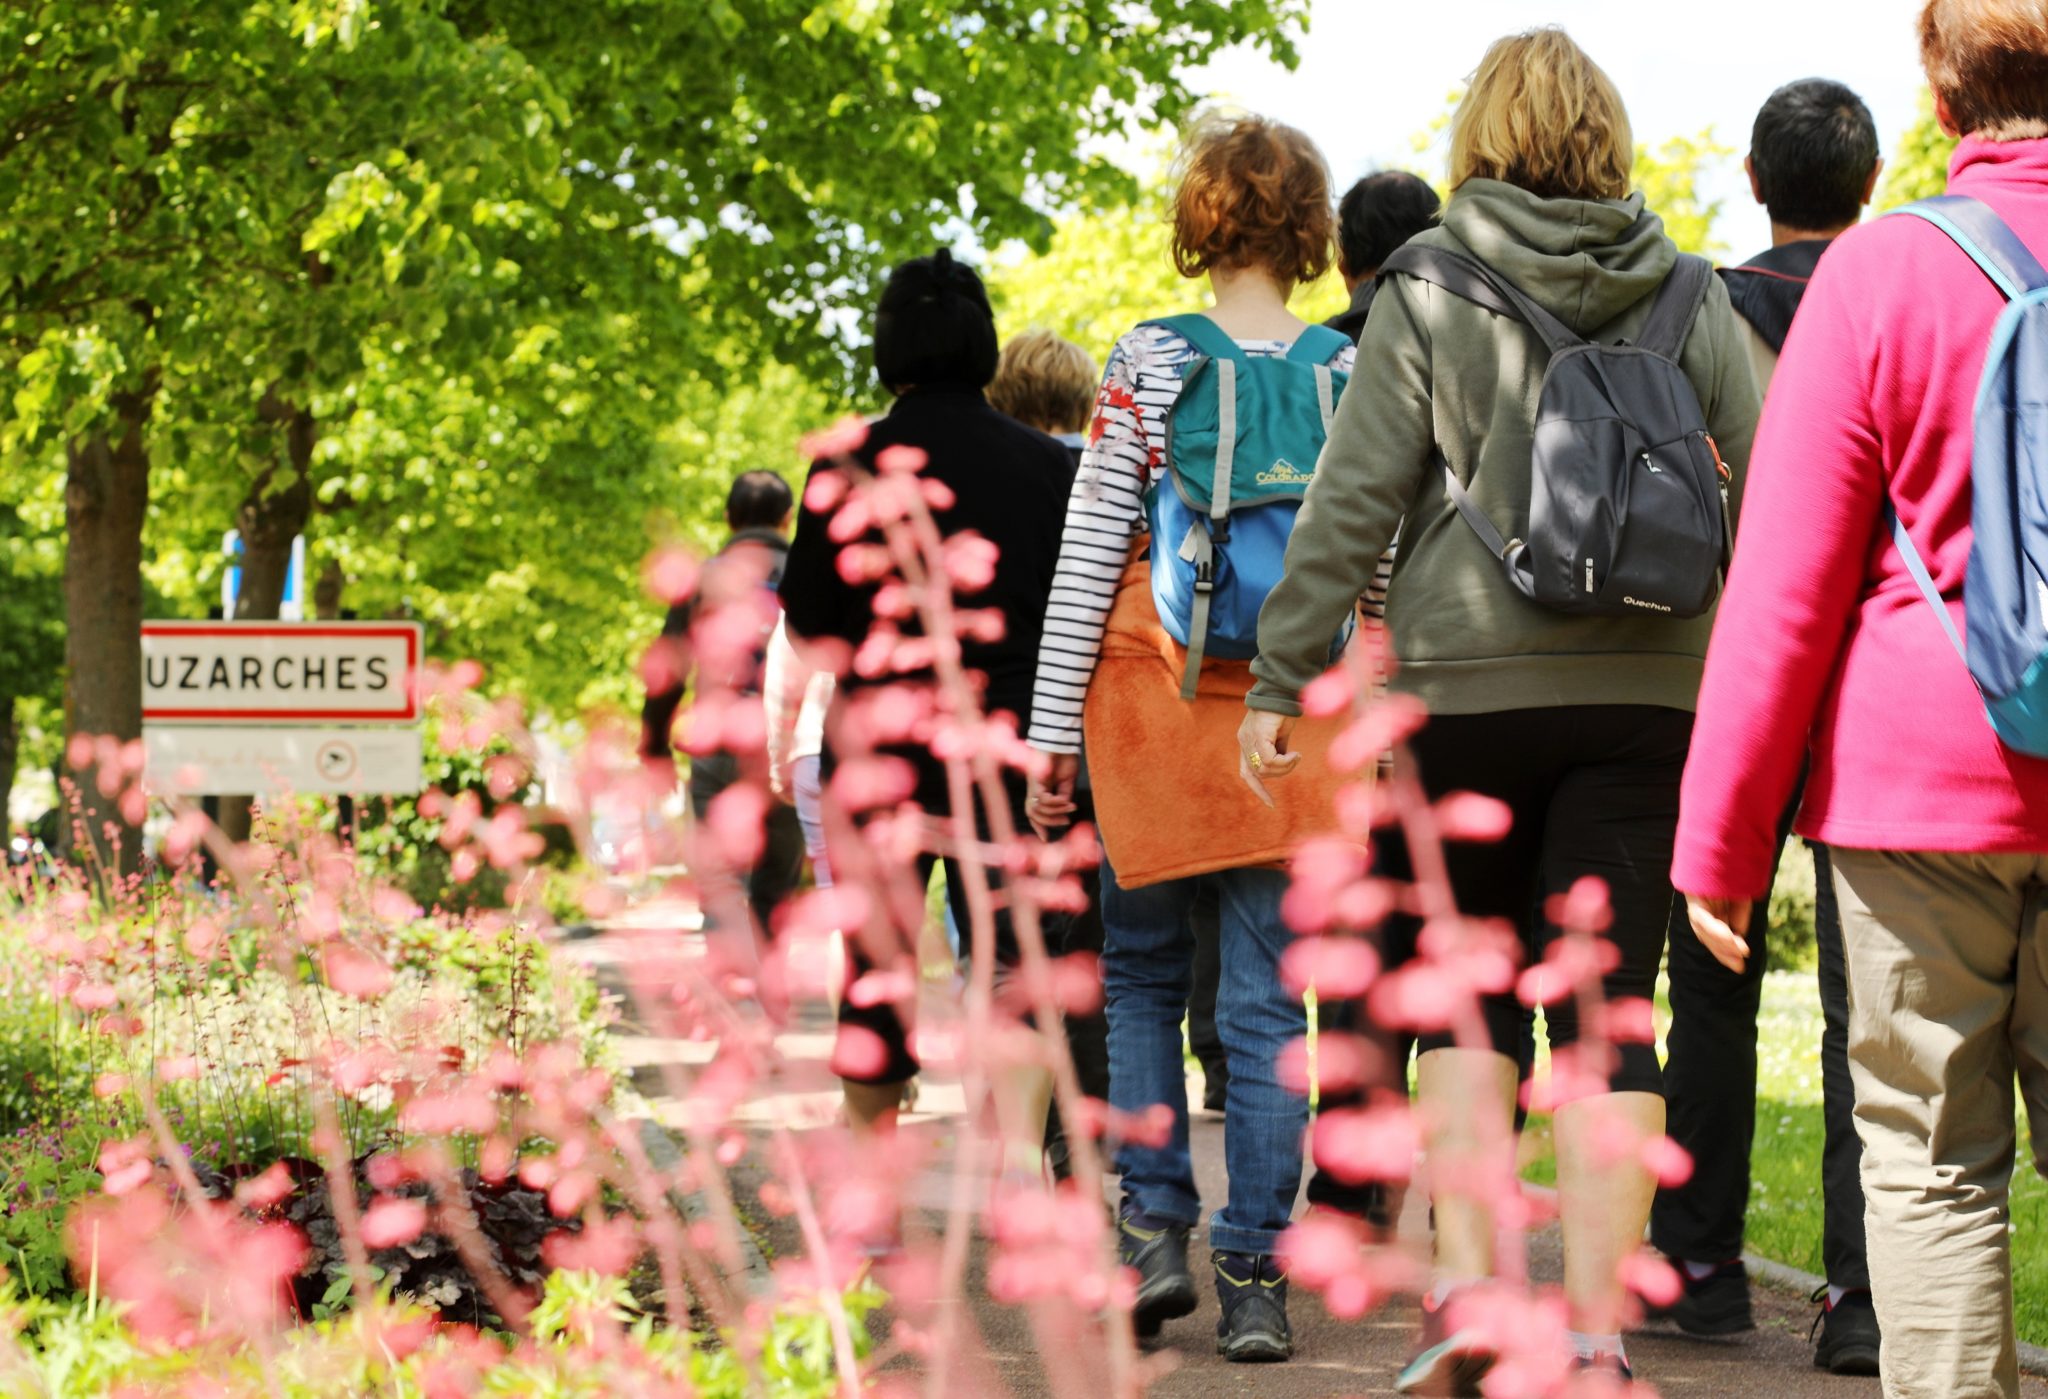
[1142,314,1352,699]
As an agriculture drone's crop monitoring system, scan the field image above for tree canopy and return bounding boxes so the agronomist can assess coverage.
[0,0,1314,852]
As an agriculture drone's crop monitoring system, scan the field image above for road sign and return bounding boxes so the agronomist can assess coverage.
[142,622,422,723]
[144,725,424,796]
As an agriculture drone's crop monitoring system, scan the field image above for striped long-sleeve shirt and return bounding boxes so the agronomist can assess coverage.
[1027,322,1382,755]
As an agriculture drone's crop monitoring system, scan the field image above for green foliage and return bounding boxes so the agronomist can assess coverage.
[1633,129,1734,258]
[0,1270,886,1397]
[1766,840,1819,973]
[0,0,1314,724]
[988,182,1352,369]
[1879,90,1958,210]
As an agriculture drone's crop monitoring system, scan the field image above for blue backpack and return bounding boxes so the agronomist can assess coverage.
[1142,314,1353,699]
[1889,197,2048,757]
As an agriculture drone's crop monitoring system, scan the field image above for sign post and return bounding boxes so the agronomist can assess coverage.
[141,621,426,797]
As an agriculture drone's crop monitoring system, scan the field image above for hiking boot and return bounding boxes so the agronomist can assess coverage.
[1117,1206,1196,1338]
[1395,1287,1497,1395]
[1212,1250,1292,1362]
[1656,1260,1754,1336]
[1811,1288,1881,1376]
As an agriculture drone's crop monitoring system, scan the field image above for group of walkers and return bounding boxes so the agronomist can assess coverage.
[646,4,2048,1396]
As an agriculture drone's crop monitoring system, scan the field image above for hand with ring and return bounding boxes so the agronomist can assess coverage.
[1236,709,1300,807]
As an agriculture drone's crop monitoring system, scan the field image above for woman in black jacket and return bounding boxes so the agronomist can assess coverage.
[780,251,1072,1181]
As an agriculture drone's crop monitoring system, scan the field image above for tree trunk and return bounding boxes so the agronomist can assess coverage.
[219,401,316,845]
[0,693,17,855]
[63,389,152,878]
[313,558,344,621]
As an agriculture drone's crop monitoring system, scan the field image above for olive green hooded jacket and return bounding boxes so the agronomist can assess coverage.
[1248,179,1763,717]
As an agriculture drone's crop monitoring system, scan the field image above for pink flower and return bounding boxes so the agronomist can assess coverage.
[1641,1134,1695,1188]
[805,469,850,514]
[97,1138,153,1197]
[156,1056,200,1082]
[541,1216,641,1276]
[940,531,1000,593]
[1300,669,1357,719]
[1434,791,1514,843]
[1619,1250,1684,1308]
[638,548,704,606]
[875,443,929,474]
[801,415,870,461]
[703,784,770,869]
[1546,875,1615,935]
[233,1163,295,1212]
[1280,936,1379,999]
[323,945,394,1000]
[1309,1104,1419,1185]
[359,1196,428,1250]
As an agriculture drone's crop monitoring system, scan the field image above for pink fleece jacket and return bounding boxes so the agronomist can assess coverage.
[1673,135,2048,901]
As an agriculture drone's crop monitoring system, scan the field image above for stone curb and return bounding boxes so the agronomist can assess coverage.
[1521,1183,2048,1378]
[1741,1247,2048,1378]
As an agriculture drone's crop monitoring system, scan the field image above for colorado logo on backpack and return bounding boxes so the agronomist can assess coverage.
[1142,315,1354,701]
[1887,196,2048,757]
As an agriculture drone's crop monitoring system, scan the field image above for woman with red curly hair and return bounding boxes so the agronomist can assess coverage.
[1023,112,1355,1364]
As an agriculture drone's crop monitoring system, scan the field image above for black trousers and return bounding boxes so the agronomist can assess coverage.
[832,761,1028,1086]
[689,751,807,932]
[1653,838,1869,1287]
[1379,705,1689,1093]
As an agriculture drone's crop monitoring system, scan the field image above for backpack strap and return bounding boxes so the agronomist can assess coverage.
[1636,254,1715,360]
[1146,313,1247,362]
[1889,509,1971,668]
[1379,245,1584,356]
[1285,324,1351,365]
[1896,195,2048,300]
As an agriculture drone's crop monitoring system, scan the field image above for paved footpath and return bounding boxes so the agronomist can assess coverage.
[575,922,2046,1397]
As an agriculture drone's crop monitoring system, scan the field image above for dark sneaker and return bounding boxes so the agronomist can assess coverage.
[1212,1250,1292,1362]
[1811,1288,1881,1376]
[1655,1260,1754,1336]
[1118,1206,1196,1338]
[1395,1288,1497,1395]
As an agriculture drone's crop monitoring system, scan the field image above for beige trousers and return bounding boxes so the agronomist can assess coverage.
[1831,848,2048,1399]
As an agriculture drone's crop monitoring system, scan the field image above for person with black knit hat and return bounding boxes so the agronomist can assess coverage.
[780,250,1073,1202]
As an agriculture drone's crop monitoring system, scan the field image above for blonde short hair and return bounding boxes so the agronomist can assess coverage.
[987,329,1098,434]
[1922,0,2048,140]
[1449,28,1635,202]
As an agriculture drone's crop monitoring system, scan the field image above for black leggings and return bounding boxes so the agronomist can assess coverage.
[832,757,1028,1087]
[1381,705,1692,1096]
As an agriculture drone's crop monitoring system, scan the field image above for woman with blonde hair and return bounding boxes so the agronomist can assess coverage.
[1241,28,1761,1389]
[1025,112,1358,1363]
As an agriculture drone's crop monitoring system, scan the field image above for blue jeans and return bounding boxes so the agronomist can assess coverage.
[1102,858,1306,1255]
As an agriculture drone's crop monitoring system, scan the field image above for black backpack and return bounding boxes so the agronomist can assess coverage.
[1381,246,1730,619]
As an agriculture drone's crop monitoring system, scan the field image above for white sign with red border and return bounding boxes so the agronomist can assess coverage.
[144,725,425,796]
[142,622,422,723]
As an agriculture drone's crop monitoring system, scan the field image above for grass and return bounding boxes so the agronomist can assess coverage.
[1518,973,2048,1345]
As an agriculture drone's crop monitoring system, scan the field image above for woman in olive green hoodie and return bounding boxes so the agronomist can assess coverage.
[1239,28,1761,1391]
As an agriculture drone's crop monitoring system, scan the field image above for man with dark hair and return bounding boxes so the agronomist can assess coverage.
[641,470,805,931]
[1324,170,1442,343]
[1650,76,1882,1379]
[1723,78,1885,388]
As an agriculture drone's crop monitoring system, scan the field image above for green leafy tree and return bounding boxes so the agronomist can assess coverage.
[1,0,1312,866]
[1633,129,1733,258]
[1879,90,1958,210]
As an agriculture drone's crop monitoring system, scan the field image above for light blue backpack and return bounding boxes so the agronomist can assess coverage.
[1889,196,2048,757]
[1142,314,1352,700]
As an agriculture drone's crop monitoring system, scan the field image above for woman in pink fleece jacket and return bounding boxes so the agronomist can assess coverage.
[1674,6,2048,1395]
